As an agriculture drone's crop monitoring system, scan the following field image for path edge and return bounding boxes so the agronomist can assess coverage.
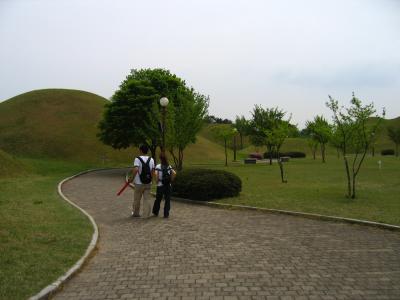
[172,197,400,231]
[28,169,101,300]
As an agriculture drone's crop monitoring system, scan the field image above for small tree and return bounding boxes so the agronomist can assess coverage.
[326,93,384,199]
[212,125,236,166]
[388,126,400,157]
[234,115,248,149]
[305,116,332,163]
[167,88,209,170]
[249,106,285,165]
[248,105,290,183]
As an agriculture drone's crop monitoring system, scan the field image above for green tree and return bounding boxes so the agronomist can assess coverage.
[248,106,285,165]
[234,115,248,149]
[388,126,400,157]
[167,87,209,170]
[305,116,332,163]
[211,125,236,166]
[98,68,206,166]
[326,93,384,199]
[248,105,290,183]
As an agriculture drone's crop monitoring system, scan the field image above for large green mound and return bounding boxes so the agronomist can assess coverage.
[0,89,136,163]
[0,89,228,165]
[0,149,27,177]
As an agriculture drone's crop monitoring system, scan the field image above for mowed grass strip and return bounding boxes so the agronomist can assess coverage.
[202,156,400,225]
[0,158,94,300]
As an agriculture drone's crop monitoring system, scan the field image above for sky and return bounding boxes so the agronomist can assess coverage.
[1,0,399,128]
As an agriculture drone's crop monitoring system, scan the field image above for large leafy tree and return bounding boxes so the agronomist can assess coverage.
[326,93,384,199]
[98,68,207,165]
[388,126,400,157]
[305,115,332,163]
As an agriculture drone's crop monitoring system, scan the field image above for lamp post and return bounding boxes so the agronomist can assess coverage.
[159,97,169,153]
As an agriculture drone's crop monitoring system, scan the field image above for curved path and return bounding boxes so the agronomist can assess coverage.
[55,169,400,300]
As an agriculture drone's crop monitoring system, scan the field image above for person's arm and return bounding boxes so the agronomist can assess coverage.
[171,169,177,182]
[154,169,159,184]
[129,157,140,183]
[129,166,138,183]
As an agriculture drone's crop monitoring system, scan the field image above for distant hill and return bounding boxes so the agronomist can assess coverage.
[0,89,136,163]
[0,89,227,165]
[0,149,28,177]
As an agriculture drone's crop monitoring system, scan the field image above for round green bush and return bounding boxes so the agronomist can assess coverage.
[172,168,242,201]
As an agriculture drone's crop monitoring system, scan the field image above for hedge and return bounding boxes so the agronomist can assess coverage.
[172,168,242,201]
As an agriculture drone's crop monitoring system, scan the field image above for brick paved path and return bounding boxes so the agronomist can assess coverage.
[54,169,400,300]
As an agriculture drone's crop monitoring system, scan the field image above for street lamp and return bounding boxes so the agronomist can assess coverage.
[159,97,169,153]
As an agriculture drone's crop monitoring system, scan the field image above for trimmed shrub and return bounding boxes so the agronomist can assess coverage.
[263,151,306,159]
[381,149,395,156]
[172,168,242,201]
[249,153,263,160]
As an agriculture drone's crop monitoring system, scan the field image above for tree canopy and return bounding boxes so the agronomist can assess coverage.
[98,68,208,167]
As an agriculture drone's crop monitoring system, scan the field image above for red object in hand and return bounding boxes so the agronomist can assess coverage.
[117,181,130,196]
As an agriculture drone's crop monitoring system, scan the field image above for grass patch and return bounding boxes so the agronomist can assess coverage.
[194,156,400,225]
[0,158,96,300]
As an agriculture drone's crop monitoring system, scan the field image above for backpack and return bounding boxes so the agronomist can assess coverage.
[161,165,171,185]
[137,156,152,184]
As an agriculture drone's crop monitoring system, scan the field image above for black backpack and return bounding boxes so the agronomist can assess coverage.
[137,156,152,184]
[161,165,171,185]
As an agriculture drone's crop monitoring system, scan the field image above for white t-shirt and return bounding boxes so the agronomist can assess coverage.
[133,155,155,185]
[155,164,173,187]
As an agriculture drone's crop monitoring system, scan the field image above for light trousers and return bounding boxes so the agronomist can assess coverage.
[133,184,152,218]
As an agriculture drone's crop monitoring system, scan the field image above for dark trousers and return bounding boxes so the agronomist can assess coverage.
[152,185,171,217]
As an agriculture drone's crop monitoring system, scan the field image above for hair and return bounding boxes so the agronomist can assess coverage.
[159,152,169,166]
[139,144,149,154]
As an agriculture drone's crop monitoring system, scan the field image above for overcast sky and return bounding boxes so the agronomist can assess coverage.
[1,0,399,127]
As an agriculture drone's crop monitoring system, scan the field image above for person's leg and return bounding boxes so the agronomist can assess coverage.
[132,184,143,216]
[142,184,152,218]
[164,185,171,218]
[152,186,163,216]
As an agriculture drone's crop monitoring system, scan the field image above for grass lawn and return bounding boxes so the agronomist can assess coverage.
[199,155,400,225]
[0,158,96,300]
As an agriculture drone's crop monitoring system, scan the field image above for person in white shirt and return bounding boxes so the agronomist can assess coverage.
[128,145,155,218]
[152,152,176,218]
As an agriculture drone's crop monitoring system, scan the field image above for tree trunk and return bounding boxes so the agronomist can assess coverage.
[371,146,375,157]
[169,148,179,170]
[321,143,326,163]
[178,148,184,171]
[351,173,356,199]
[240,133,243,150]
[150,144,157,165]
[268,145,273,165]
[224,138,228,167]
[278,159,287,183]
[343,156,352,198]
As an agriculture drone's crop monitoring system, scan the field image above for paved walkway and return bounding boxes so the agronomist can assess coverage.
[54,169,400,300]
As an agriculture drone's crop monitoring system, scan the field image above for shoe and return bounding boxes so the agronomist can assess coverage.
[153,213,158,217]
[163,215,169,218]
[131,211,140,217]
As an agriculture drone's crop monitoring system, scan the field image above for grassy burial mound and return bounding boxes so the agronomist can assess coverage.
[0,149,28,178]
[0,89,229,166]
[0,89,136,164]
